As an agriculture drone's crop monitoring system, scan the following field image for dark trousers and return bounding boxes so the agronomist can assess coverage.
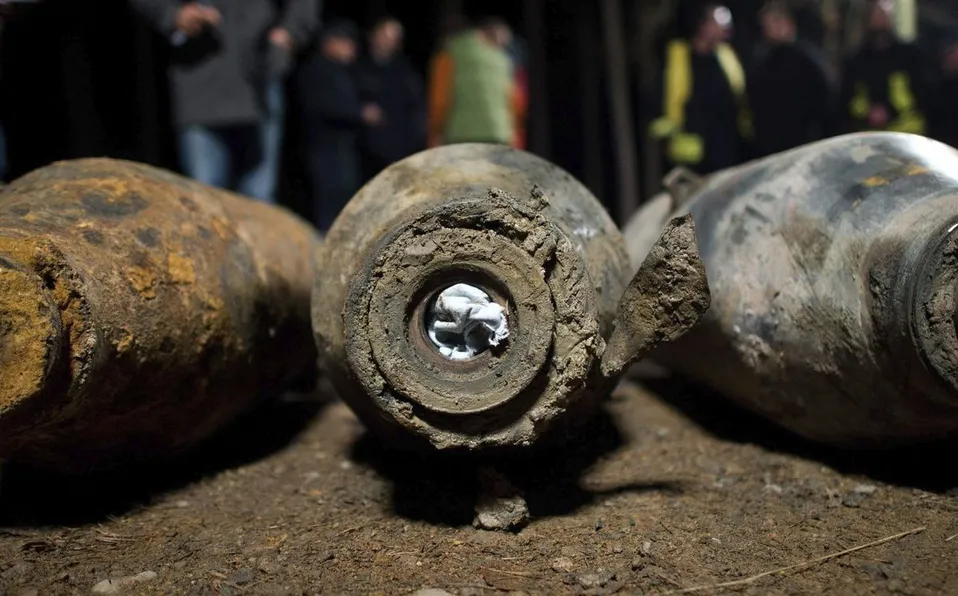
[306,141,360,233]
[177,80,285,203]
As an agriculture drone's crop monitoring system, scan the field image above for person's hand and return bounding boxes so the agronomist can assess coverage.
[361,104,383,126]
[176,3,221,37]
[867,105,889,129]
[269,27,294,53]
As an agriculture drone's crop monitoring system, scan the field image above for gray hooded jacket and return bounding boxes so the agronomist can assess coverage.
[131,0,319,127]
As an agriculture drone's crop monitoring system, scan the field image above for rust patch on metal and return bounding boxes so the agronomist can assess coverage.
[167,253,195,285]
[0,263,56,412]
[0,157,322,472]
[126,265,158,298]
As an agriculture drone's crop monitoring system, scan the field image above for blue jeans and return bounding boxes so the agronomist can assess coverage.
[178,80,285,203]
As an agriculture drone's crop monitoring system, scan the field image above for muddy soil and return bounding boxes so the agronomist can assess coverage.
[0,377,956,595]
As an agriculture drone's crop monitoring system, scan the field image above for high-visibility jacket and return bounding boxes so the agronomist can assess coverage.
[848,73,925,134]
[649,40,752,166]
[843,41,928,135]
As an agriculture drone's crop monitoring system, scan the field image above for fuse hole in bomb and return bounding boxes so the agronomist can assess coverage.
[424,283,511,361]
[406,272,516,371]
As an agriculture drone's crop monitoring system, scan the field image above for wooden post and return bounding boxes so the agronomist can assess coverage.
[524,0,551,159]
[636,0,676,202]
[577,1,604,199]
[600,0,639,223]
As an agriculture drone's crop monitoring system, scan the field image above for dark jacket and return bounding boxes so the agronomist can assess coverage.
[298,54,363,150]
[749,40,837,157]
[932,72,958,148]
[682,51,744,174]
[131,0,319,127]
[840,38,932,134]
[356,53,425,166]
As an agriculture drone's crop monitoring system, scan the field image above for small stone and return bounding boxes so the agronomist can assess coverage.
[612,545,623,554]
[412,590,454,596]
[229,569,254,586]
[594,519,604,531]
[473,467,529,532]
[631,557,646,571]
[551,557,575,573]
[1,563,33,581]
[576,569,615,589]
[257,557,276,574]
[474,496,529,531]
[641,540,652,555]
[842,492,866,508]
[174,500,189,508]
[91,571,158,594]
[853,484,878,495]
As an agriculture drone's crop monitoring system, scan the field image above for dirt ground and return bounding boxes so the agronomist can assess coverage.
[0,375,956,595]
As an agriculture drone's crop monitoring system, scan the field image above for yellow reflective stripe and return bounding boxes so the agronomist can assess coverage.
[886,71,924,133]
[850,82,870,119]
[663,40,691,129]
[650,117,677,139]
[887,112,925,134]
[668,133,704,165]
[889,71,915,112]
[715,43,752,139]
[715,43,746,99]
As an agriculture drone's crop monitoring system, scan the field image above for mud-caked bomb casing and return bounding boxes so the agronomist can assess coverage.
[313,144,710,451]
[0,158,321,471]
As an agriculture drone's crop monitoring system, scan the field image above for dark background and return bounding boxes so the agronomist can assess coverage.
[1,0,955,222]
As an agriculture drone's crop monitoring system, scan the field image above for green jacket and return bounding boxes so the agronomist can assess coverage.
[444,32,514,144]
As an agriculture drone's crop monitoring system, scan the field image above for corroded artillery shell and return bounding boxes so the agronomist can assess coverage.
[313,144,709,451]
[625,132,958,447]
[0,158,320,471]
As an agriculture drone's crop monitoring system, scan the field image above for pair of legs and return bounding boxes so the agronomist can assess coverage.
[306,143,360,233]
[178,80,285,203]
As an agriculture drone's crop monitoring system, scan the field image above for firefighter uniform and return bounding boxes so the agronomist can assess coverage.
[841,39,931,135]
[650,39,753,175]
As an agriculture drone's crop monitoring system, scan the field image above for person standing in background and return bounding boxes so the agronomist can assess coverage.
[933,37,958,149]
[298,20,382,232]
[427,17,526,148]
[356,16,426,181]
[650,2,752,174]
[130,0,319,203]
[840,0,931,135]
[748,0,837,157]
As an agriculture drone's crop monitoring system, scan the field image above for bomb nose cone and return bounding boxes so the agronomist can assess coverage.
[0,256,62,414]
